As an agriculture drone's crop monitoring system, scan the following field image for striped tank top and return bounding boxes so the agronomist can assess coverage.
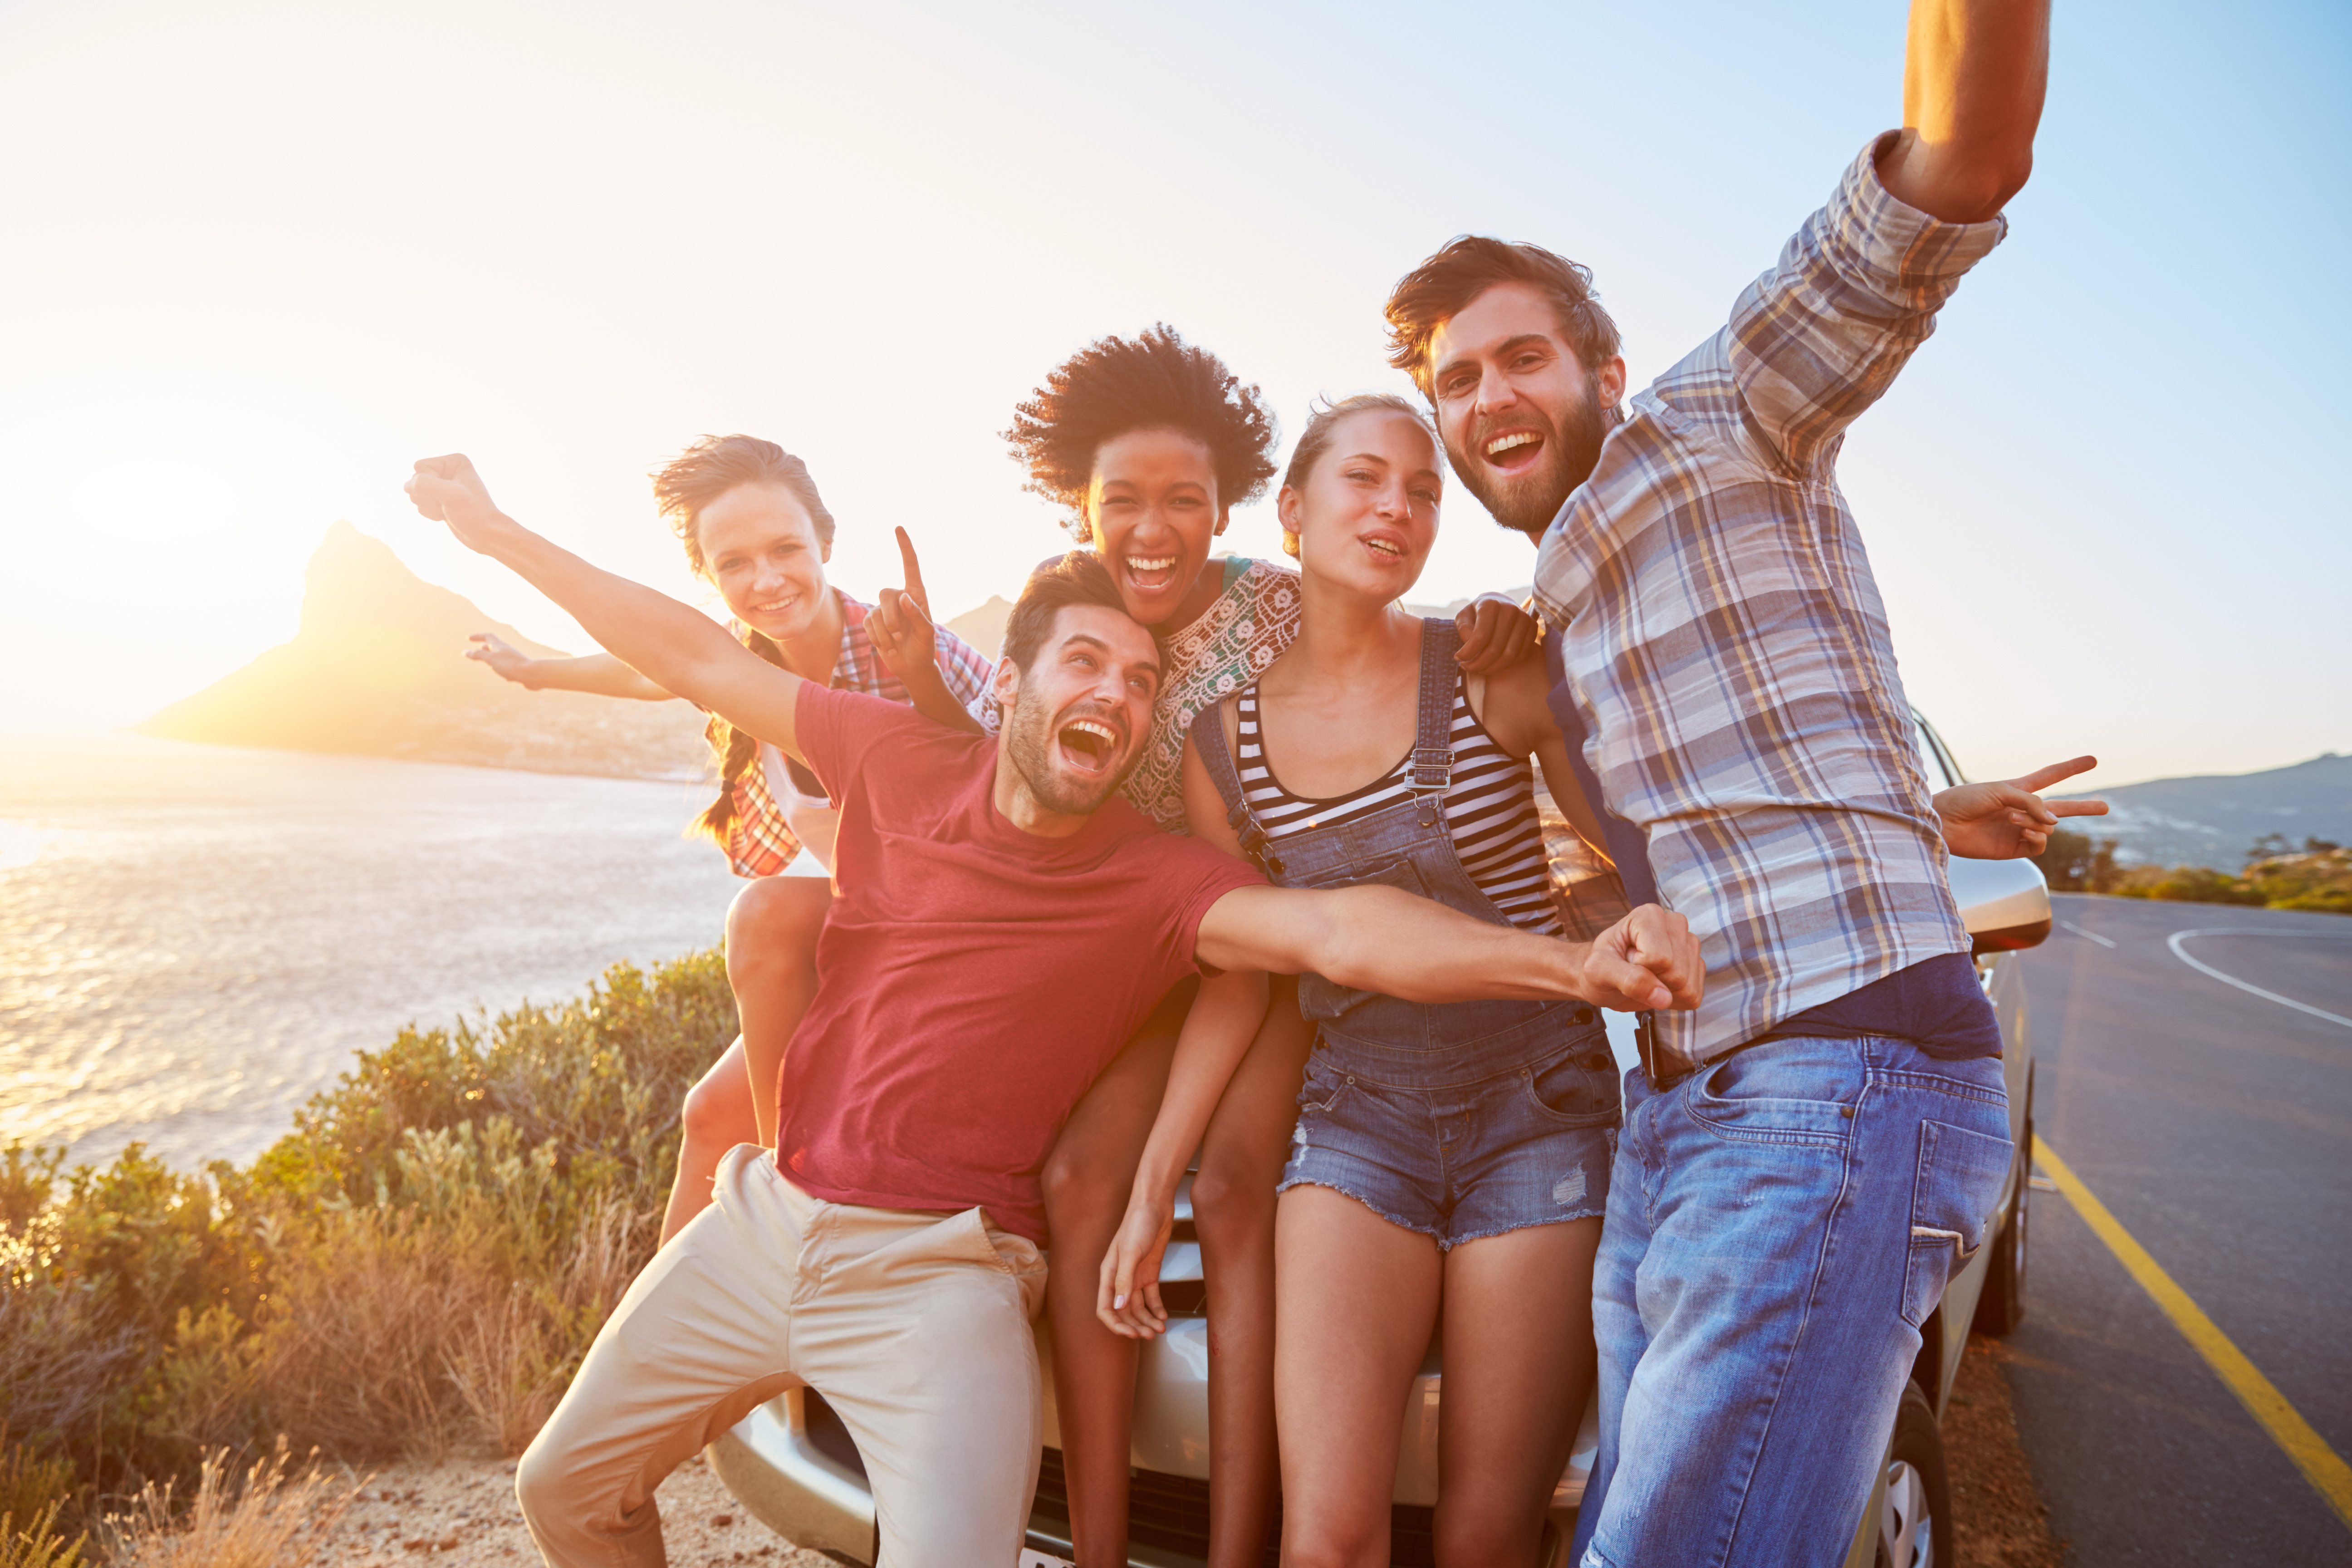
[1235,678,1564,936]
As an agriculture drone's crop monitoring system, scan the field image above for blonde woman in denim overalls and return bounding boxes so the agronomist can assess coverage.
[1184,394,1625,1568]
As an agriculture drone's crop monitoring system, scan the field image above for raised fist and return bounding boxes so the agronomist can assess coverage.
[405,455,507,553]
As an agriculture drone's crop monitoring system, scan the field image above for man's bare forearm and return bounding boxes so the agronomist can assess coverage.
[1197,883,1701,1014]
[1884,0,2050,221]
[1307,885,1584,1003]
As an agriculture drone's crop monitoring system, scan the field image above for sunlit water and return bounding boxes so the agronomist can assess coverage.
[0,732,742,1172]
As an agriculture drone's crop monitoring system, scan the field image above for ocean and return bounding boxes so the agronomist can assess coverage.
[0,732,745,1173]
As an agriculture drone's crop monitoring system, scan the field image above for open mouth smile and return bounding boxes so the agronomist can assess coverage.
[1123,555,1181,593]
[1483,430,1546,475]
[1056,716,1124,774]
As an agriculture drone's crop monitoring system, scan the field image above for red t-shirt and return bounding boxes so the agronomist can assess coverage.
[776,682,1265,1245]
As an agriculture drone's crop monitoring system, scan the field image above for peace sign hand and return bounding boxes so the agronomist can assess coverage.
[1935,755,2110,860]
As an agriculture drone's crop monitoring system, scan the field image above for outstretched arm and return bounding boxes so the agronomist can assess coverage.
[1938,755,2108,859]
[1196,882,1700,1015]
[466,633,674,700]
[406,455,807,756]
[1878,0,2050,222]
[1096,965,1269,1338]
[1181,721,1691,1009]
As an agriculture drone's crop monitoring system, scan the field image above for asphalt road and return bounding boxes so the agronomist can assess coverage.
[2005,893,2352,1564]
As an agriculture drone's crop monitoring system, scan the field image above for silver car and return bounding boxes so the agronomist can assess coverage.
[710,714,2048,1568]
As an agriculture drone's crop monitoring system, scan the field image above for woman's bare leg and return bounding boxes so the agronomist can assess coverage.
[659,876,831,1245]
[1189,977,1313,1568]
[1431,1218,1602,1568]
[1274,1186,1443,1568]
[1040,980,1190,1567]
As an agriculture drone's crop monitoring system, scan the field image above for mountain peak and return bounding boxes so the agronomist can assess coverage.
[137,526,705,779]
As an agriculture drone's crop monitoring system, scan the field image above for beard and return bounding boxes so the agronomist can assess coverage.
[1446,372,1612,541]
[1003,673,1138,817]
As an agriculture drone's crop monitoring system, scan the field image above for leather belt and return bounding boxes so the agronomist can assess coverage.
[1635,1012,1698,1089]
[1639,1013,1774,1093]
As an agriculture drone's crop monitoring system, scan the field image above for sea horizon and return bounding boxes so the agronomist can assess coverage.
[0,730,744,1173]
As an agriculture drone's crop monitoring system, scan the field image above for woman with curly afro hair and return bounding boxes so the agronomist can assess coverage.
[998,326,1541,1568]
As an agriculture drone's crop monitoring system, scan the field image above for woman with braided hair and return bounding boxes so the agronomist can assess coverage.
[986,326,1542,1568]
[465,434,994,1244]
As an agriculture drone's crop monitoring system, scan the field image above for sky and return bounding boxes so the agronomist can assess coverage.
[1,0,2345,787]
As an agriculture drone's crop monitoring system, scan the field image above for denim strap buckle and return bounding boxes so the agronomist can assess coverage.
[1408,746,1453,792]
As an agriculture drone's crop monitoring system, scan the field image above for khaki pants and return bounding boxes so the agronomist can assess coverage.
[517,1145,1049,1567]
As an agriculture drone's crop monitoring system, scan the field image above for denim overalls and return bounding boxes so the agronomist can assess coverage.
[1190,619,1620,1245]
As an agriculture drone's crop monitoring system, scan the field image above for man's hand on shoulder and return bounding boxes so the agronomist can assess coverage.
[1454,595,1541,675]
[1936,755,2107,860]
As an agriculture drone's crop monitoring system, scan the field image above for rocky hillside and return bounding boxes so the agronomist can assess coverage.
[2058,752,2352,869]
[137,523,712,779]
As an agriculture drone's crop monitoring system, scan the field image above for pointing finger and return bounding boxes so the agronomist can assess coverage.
[895,527,931,617]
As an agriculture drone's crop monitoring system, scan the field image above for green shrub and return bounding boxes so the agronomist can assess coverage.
[0,949,736,1506]
[2097,844,2351,915]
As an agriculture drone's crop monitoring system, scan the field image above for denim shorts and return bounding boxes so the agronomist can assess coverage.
[1279,1014,1622,1249]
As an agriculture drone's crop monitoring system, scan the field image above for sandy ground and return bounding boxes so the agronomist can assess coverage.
[313,1331,2061,1566]
[310,1456,830,1566]
[1945,1335,2066,1568]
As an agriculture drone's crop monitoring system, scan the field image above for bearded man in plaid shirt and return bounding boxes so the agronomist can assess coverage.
[1384,2,2085,1562]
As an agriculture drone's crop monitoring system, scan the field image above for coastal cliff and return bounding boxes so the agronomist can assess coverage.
[137,523,713,780]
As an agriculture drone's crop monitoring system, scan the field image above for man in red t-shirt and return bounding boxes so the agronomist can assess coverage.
[407,455,1700,1568]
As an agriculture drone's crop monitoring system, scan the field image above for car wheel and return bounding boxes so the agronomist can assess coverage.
[1971,1107,2030,1337]
[1873,1382,1951,1568]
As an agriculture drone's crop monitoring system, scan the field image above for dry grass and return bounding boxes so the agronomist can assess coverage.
[445,1189,649,1458]
[98,1444,359,1568]
[249,1210,481,1464]
[0,1499,86,1568]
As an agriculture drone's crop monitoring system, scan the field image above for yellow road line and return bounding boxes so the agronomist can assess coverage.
[2038,1140,2352,1532]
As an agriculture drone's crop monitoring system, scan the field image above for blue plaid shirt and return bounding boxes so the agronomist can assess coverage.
[1531,135,2007,1062]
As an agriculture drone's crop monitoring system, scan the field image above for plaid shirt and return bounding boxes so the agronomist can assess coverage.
[715,591,996,877]
[1531,135,2005,1062]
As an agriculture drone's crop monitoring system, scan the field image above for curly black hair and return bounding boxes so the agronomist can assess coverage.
[1004,324,1279,542]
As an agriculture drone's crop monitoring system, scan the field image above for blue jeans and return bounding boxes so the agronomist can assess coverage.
[1572,1034,2011,1568]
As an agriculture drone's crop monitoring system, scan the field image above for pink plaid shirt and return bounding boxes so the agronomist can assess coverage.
[713,591,995,877]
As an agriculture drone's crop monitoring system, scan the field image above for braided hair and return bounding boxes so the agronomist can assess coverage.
[690,630,791,845]
[650,434,837,846]
[1004,324,1278,541]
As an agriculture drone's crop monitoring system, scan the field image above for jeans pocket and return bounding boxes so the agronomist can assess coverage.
[1519,1041,1622,1127]
[1686,1038,1862,1144]
[1297,1055,1356,1115]
[1901,1118,2014,1328]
